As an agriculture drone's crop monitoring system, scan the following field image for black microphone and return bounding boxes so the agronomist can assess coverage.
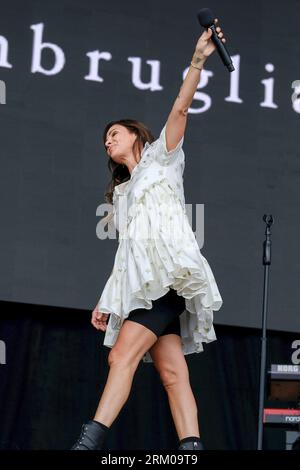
[197,8,235,72]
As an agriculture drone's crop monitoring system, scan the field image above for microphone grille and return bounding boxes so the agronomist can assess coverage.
[197,8,215,28]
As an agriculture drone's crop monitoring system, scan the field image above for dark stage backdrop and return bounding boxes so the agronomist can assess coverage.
[0,303,299,450]
[0,3,300,334]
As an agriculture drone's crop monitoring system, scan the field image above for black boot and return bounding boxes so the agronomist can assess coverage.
[178,436,205,450]
[71,420,109,450]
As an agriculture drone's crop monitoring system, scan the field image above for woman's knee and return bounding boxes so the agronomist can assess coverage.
[107,320,158,368]
[107,346,137,369]
[158,362,190,389]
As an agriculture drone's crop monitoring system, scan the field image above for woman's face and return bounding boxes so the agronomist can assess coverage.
[105,124,137,164]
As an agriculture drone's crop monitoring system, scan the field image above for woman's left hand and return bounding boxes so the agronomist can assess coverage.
[194,18,227,60]
[91,305,110,331]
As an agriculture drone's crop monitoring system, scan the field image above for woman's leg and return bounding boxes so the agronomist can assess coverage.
[148,334,200,440]
[93,319,158,427]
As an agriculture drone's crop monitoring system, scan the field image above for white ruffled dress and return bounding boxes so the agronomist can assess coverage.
[98,123,223,363]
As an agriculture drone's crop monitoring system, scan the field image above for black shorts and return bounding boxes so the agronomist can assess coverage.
[124,287,185,339]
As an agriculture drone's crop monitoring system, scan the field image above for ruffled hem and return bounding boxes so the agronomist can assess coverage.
[98,179,223,363]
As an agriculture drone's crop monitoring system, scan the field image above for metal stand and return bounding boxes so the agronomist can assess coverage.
[257,214,274,450]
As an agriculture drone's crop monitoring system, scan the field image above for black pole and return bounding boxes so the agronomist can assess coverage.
[257,214,274,450]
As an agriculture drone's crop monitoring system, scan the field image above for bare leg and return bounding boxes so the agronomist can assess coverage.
[93,319,158,427]
[165,378,200,440]
[149,334,200,440]
[93,361,137,427]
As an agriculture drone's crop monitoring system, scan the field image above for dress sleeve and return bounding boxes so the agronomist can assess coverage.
[154,123,185,167]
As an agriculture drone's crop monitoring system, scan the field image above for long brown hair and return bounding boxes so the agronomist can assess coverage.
[103,119,155,204]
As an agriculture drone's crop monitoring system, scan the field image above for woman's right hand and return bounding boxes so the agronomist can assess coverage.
[91,305,110,331]
[193,18,226,61]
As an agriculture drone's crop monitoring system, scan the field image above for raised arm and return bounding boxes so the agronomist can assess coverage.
[165,17,227,153]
